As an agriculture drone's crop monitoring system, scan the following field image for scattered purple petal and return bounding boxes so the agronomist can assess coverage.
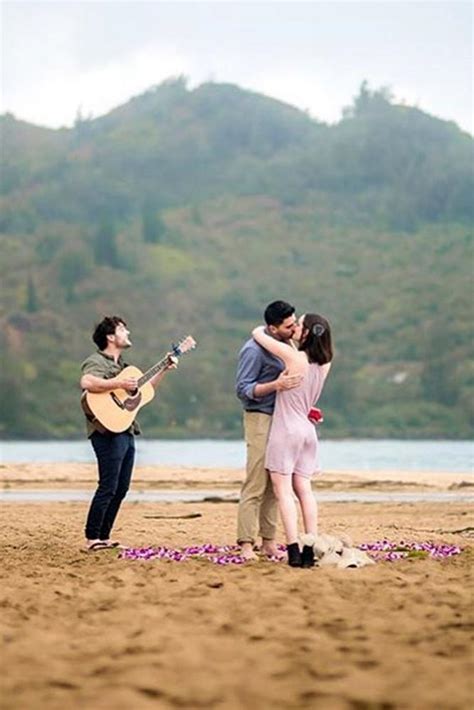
[119,540,462,565]
[119,543,276,565]
[359,540,462,562]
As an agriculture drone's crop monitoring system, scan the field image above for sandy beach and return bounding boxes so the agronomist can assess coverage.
[1,464,473,709]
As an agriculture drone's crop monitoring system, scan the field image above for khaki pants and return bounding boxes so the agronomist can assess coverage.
[237,411,278,544]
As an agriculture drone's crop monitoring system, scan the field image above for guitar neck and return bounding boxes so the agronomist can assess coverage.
[136,336,195,389]
[138,355,170,388]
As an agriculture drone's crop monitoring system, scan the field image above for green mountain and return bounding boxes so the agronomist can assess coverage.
[1,79,473,439]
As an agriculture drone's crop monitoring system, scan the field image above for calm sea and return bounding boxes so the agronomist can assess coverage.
[1,439,472,473]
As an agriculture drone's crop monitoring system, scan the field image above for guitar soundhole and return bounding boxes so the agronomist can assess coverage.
[110,392,125,410]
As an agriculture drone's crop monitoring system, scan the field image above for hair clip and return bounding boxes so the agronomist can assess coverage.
[312,324,326,337]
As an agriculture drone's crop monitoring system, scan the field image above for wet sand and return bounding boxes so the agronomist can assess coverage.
[1,462,472,490]
[0,464,473,709]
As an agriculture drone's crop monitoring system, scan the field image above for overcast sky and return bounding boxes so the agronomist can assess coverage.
[1,1,472,133]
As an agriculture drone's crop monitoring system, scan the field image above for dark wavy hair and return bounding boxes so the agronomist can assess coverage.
[92,316,127,350]
[299,314,333,365]
[264,300,295,326]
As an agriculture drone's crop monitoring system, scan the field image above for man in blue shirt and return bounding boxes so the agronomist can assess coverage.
[235,301,302,560]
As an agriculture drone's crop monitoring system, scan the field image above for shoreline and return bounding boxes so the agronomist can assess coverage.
[1,462,472,491]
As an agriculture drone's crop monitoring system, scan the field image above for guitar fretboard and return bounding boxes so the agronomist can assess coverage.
[137,355,170,388]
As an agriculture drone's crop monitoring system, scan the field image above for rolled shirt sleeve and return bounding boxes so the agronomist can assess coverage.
[80,352,126,380]
[81,355,110,378]
[235,339,284,413]
[236,346,264,402]
[80,351,139,436]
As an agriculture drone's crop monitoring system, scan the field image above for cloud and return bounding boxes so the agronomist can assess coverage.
[246,72,345,124]
[2,2,471,133]
[4,45,191,127]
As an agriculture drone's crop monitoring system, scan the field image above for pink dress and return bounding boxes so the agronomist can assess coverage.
[265,363,328,478]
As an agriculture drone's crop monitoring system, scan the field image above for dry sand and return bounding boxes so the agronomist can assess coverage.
[0,464,473,709]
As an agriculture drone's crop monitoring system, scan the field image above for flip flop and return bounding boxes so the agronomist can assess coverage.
[81,541,113,553]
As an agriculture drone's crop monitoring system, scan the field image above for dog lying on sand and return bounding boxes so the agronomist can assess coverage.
[301,532,375,569]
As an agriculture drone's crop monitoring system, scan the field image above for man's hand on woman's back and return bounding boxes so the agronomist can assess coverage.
[276,370,303,391]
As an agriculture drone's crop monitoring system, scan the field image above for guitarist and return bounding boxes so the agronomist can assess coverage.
[80,315,176,552]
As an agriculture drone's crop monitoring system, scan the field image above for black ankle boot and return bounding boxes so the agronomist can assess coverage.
[287,542,302,567]
[301,544,315,568]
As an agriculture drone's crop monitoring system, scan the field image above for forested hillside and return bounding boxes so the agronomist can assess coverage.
[1,79,472,439]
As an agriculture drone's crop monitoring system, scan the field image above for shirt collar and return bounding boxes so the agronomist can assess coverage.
[98,350,123,364]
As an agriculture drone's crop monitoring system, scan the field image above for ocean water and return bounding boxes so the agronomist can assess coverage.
[1,439,472,473]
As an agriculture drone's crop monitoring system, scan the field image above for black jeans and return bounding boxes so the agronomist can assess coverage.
[85,432,136,540]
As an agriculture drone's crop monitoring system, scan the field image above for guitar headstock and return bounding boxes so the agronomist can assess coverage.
[172,335,197,357]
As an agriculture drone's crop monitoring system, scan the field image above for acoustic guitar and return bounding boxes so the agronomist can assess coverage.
[81,335,196,433]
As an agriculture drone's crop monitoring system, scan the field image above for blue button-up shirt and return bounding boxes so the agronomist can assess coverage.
[235,338,285,414]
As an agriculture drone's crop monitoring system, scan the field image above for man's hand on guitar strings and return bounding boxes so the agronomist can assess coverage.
[119,377,139,393]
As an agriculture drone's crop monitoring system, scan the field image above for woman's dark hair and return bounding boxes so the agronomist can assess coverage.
[92,316,126,350]
[299,314,333,365]
[264,300,295,326]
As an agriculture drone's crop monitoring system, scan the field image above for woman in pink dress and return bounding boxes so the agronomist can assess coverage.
[252,314,333,567]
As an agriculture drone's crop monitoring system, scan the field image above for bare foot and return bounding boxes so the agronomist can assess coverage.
[239,542,258,561]
[261,541,287,561]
